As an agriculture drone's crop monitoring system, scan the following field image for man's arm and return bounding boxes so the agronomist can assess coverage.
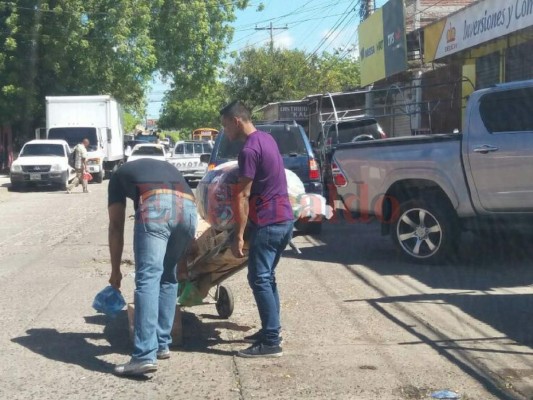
[232,176,253,258]
[108,202,126,289]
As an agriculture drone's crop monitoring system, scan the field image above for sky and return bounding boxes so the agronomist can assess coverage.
[146,0,387,119]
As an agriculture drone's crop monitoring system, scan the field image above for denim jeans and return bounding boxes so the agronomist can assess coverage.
[247,220,294,346]
[132,194,197,362]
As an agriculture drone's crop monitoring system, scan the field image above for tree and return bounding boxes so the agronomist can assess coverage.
[158,81,225,131]
[0,0,248,143]
[224,47,360,110]
[316,52,361,93]
[152,0,248,92]
[224,47,317,110]
[123,112,142,134]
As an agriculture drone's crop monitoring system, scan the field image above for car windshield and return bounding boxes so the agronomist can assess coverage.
[327,119,380,144]
[132,146,164,156]
[217,125,306,159]
[20,143,65,157]
[48,127,98,150]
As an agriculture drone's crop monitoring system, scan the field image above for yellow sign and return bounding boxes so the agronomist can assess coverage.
[359,8,385,86]
[358,0,407,86]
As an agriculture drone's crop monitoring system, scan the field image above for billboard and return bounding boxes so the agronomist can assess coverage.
[358,0,408,86]
[425,0,533,62]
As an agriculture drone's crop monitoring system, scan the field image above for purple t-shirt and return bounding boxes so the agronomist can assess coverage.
[238,130,293,226]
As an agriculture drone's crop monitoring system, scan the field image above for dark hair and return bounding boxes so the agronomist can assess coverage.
[219,100,251,121]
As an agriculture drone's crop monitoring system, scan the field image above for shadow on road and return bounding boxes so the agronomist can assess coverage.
[177,311,251,357]
[286,213,533,399]
[11,312,130,374]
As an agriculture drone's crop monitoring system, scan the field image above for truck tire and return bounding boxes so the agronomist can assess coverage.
[93,170,104,183]
[392,198,459,264]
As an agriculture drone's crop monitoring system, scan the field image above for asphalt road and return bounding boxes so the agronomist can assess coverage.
[0,175,532,400]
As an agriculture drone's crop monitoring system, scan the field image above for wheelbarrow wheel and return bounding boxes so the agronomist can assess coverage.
[215,285,234,319]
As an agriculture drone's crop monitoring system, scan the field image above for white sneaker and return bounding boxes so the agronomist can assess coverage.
[114,360,157,376]
[157,349,171,360]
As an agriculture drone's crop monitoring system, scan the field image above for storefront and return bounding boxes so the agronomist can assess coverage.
[424,0,533,98]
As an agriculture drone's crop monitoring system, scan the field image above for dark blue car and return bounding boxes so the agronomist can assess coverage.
[206,122,323,234]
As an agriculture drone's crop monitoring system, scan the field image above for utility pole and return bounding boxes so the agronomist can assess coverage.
[255,22,288,52]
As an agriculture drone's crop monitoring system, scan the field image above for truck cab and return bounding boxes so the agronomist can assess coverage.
[43,96,125,183]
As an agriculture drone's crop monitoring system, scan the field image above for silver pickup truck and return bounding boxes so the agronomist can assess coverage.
[331,80,533,263]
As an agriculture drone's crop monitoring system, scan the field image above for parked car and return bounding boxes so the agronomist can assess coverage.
[168,140,213,182]
[9,139,75,191]
[315,117,387,205]
[330,80,533,263]
[206,122,323,234]
[126,143,168,163]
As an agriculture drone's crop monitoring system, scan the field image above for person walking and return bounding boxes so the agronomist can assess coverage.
[220,101,294,358]
[107,158,197,376]
[66,138,89,193]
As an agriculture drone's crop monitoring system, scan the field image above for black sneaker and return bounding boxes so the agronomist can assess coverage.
[237,343,283,358]
[243,330,262,343]
[243,330,283,344]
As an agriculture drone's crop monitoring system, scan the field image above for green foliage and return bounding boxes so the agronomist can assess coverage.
[158,81,225,131]
[162,130,189,143]
[224,47,360,110]
[123,112,141,133]
[0,0,248,142]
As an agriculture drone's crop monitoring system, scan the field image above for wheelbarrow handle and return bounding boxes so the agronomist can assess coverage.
[289,239,301,255]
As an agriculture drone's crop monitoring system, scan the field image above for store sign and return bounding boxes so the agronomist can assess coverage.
[425,0,533,62]
[278,104,309,120]
[358,0,407,86]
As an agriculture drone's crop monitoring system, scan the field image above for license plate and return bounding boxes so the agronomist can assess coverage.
[29,173,41,181]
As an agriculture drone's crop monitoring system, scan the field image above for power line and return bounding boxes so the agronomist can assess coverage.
[306,0,360,60]
[255,22,288,52]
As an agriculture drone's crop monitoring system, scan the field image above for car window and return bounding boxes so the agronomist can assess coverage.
[132,146,164,156]
[21,144,65,157]
[48,127,98,150]
[328,120,380,144]
[203,142,213,153]
[175,144,184,154]
[185,143,194,154]
[194,143,203,154]
[217,126,307,159]
[480,87,533,133]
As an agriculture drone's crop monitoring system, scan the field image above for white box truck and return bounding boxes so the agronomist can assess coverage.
[43,95,125,183]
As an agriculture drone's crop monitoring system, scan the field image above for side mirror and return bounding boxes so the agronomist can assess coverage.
[200,153,211,164]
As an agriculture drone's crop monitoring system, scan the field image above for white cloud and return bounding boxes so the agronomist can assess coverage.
[274,32,294,49]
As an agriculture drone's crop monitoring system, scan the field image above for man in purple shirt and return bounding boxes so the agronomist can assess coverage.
[220,100,294,358]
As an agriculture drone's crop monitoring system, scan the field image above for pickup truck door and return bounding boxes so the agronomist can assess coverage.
[466,87,533,211]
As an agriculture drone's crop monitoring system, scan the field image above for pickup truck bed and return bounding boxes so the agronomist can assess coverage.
[330,80,533,263]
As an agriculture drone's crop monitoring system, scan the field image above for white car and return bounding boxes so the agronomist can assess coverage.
[9,139,75,191]
[126,143,168,162]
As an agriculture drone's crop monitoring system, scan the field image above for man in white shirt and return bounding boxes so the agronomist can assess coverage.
[66,138,89,194]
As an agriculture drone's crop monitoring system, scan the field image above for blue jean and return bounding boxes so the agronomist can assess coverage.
[247,220,294,346]
[132,194,197,362]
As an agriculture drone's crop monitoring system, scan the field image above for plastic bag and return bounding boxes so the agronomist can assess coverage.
[196,161,240,230]
[178,282,204,307]
[83,171,93,181]
[197,162,312,229]
[92,286,126,317]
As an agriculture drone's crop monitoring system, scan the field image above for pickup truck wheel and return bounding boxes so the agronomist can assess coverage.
[392,199,459,263]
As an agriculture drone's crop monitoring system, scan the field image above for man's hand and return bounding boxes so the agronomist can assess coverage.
[231,236,245,258]
[109,270,123,290]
